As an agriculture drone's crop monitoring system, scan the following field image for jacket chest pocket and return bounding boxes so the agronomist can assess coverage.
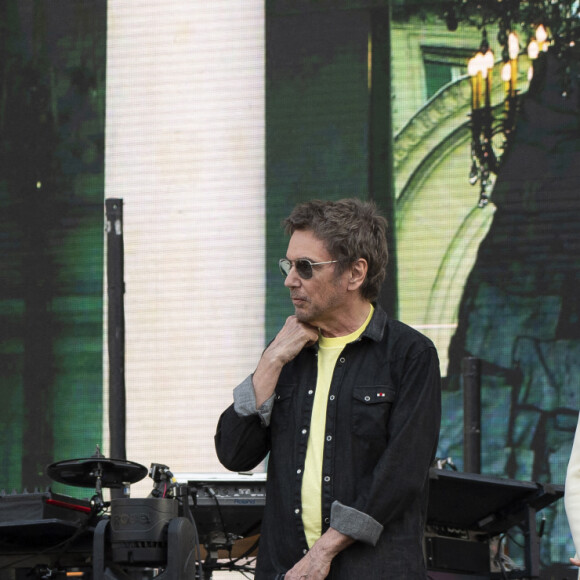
[351,384,396,439]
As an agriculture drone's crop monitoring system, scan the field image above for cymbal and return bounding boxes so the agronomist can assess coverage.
[47,457,148,489]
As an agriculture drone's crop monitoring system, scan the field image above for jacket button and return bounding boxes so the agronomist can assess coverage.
[326,435,332,442]
[324,476,331,483]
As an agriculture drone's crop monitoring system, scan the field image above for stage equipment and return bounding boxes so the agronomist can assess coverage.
[178,469,562,579]
[0,466,563,580]
[176,472,266,577]
[93,492,198,580]
[93,462,194,572]
[46,457,148,489]
[83,458,199,580]
[49,455,199,580]
[0,489,93,543]
[178,472,266,544]
[426,468,563,578]
[46,448,148,510]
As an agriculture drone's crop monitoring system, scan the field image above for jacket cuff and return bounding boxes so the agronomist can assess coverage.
[330,500,383,546]
[233,375,275,426]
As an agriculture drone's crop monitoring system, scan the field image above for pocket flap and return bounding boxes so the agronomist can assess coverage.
[352,384,396,404]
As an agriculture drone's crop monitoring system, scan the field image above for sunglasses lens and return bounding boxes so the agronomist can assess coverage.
[295,259,313,279]
[279,258,314,279]
[279,259,291,277]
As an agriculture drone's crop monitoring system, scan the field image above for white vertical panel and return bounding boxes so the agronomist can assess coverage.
[104,0,265,492]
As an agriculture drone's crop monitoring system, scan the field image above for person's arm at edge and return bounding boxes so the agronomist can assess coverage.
[565,412,580,569]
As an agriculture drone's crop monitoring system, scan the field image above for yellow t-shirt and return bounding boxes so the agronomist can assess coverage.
[301,305,374,547]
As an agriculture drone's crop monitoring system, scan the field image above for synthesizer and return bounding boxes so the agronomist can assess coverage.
[175,472,266,545]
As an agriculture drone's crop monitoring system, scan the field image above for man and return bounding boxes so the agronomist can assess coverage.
[215,199,441,579]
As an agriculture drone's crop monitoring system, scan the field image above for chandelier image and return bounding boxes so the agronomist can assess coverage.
[444,0,580,207]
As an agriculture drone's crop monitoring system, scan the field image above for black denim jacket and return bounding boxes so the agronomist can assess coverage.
[215,306,441,579]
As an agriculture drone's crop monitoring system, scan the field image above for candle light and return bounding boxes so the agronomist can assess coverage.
[536,24,548,51]
[476,52,485,109]
[501,62,512,102]
[508,32,519,60]
[508,32,519,97]
[483,48,494,107]
[468,56,480,109]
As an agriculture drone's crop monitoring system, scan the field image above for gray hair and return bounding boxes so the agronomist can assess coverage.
[283,198,388,301]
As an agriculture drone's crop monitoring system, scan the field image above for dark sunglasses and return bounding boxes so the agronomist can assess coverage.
[279,257,339,280]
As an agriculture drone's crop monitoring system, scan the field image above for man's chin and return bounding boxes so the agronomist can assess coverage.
[294,310,309,322]
[293,307,313,323]
[295,310,322,328]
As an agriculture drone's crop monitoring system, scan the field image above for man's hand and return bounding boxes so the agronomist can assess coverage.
[253,316,319,407]
[284,528,354,580]
[570,555,580,567]
[283,550,331,580]
[266,316,319,366]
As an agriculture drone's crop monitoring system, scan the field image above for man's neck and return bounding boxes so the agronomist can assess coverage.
[319,300,372,338]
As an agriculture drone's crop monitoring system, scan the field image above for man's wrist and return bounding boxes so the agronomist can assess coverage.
[253,351,285,407]
[310,527,354,561]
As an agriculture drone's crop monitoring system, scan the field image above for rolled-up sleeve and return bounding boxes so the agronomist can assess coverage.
[215,376,274,472]
[233,375,276,426]
[330,500,383,546]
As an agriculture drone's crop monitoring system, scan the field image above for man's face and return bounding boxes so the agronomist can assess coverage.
[283,229,349,329]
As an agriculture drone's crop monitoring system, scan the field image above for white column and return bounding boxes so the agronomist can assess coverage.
[104,0,265,491]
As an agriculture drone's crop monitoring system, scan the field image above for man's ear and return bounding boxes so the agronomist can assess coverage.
[348,258,368,291]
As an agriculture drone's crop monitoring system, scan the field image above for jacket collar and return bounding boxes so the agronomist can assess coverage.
[306,302,388,352]
[361,302,388,342]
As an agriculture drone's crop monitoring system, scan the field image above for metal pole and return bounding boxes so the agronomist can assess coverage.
[462,356,481,473]
[105,198,126,463]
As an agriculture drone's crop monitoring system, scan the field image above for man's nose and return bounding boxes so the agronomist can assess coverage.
[284,266,300,288]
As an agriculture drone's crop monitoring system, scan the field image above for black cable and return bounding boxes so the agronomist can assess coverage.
[177,487,204,580]
[230,536,260,564]
[199,487,260,577]
[205,486,232,551]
